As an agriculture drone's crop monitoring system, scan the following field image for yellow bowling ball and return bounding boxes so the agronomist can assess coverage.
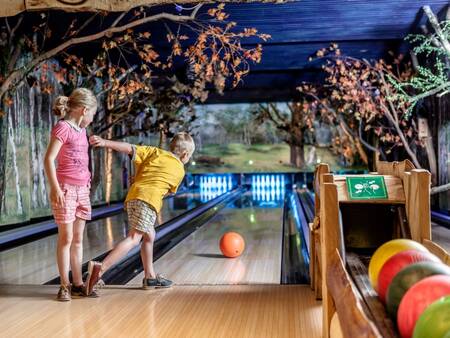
[368,239,428,291]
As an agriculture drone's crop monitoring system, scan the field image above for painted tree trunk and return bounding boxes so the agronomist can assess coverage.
[90,147,104,202]
[105,116,113,203]
[38,87,54,207]
[438,123,449,209]
[420,118,438,186]
[0,110,7,214]
[29,86,50,208]
[438,123,448,186]
[7,106,23,214]
[289,108,305,168]
[290,144,305,168]
[424,137,438,186]
[29,86,39,208]
[159,130,167,149]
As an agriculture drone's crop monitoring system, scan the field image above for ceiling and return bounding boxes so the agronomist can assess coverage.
[7,0,450,103]
[195,0,450,103]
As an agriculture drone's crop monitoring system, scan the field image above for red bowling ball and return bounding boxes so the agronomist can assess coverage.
[397,274,450,338]
[377,250,440,303]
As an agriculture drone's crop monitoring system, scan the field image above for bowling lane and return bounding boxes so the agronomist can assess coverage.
[128,188,285,285]
[0,191,209,285]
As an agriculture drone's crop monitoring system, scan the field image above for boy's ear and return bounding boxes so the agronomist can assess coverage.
[179,151,189,162]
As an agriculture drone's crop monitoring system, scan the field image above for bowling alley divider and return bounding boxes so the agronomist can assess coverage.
[311,160,450,338]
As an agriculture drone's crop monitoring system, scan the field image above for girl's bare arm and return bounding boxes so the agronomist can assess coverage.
[44,138,65,206]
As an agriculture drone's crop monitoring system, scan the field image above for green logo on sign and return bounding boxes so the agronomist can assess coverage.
[346,176,388,200]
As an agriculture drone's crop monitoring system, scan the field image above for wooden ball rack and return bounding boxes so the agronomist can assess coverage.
[310,160,450,338]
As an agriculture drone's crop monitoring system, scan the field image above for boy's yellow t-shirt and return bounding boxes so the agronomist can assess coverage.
[125,145,185,213]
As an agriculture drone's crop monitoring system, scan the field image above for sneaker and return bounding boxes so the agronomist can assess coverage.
[142,274,173,289]
[86,261,102,296]
[56,285,71,302]
[71,284,100,298]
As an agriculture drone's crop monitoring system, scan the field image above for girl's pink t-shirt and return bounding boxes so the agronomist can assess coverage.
[51,120,90,186]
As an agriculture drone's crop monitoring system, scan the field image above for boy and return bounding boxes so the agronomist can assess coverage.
[86,132,195,295]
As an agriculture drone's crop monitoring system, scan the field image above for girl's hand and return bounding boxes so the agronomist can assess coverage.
[50,187,65,207]
[89,135,106,148]
[129,176,135,186]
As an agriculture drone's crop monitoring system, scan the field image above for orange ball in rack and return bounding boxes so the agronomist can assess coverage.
[220,232,245,258]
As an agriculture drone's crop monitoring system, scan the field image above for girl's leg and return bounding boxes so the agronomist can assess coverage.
[141,227,156,279]
[70,217,86,286]
[100,228,143,276]
[56,222,74,286]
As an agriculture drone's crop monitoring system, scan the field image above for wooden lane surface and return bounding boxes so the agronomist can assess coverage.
[0,193,201,285]
[0,284,321,338]
[129,200,283,285]
[0,213,128,285]
[432,223,450,252]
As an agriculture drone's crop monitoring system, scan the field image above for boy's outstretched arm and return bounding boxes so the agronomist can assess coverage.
[89,135,132,155]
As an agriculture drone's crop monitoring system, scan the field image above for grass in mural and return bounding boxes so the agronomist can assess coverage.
[188,143,354,173]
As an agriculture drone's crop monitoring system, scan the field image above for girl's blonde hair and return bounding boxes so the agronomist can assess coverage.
[169,132,195,157]
[53,88,97,118]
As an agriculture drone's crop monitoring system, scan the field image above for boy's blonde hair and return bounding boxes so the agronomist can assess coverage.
[169,132,195,157]
[53,88,97,118]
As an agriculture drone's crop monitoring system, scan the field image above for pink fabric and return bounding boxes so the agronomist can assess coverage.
[51,120,90,186]
[51,183,91,225]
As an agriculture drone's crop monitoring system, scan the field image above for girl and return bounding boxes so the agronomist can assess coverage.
[44,88,97,301]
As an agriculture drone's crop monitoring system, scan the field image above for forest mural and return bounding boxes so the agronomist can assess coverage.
[0,64,132,225]
[0,4,270,226]
[189,103,345,174]
[2,3,450,226]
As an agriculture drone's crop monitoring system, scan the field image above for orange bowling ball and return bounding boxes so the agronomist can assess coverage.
[219,232,245,258]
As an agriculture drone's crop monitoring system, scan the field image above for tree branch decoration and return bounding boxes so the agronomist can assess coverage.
[298,44,423,168]
[0,4,270,114]
[389,6,450,113]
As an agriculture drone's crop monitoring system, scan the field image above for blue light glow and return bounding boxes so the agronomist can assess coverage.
[198,174,234,202]
[250,174,285,203]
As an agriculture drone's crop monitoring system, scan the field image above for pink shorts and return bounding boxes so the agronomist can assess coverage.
[51,183,91,225]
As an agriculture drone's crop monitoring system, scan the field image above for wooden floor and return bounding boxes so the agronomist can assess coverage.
[128,202,283,285]
[0,284,322,338]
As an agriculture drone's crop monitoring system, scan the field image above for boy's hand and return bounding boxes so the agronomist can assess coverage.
[89,135,106,148]
[50,187,65,207]
[129,176,135,185]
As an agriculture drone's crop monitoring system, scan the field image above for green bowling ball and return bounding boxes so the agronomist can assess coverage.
[413,296,450,338]
[386,261,450,319]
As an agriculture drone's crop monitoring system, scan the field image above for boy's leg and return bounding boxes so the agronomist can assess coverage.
[141,225,172,289]
[101,228,143,274]
[86,228,143,294]
[141,227,156,279]
[70,217,86,287]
